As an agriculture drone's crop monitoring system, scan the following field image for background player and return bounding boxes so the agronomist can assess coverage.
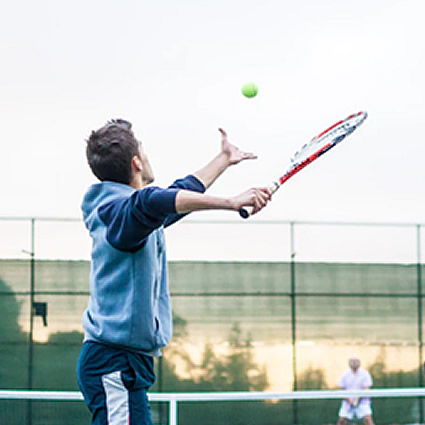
[337,355,375,425]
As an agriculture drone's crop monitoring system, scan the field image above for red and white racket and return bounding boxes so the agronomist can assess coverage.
[239,111,368,218]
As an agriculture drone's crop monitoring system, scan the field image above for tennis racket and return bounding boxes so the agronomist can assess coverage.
[239,111,368,218]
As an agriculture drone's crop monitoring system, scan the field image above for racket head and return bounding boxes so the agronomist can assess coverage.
[239,111,368,219]
[290,111,367,167]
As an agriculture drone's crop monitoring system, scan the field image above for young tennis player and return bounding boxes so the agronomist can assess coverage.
[76,119,271,425]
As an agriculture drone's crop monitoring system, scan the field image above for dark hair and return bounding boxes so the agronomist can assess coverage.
[86,119,139,184]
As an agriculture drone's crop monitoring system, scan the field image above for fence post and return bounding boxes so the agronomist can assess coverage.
[290,221,298,424]
[27,218,36,425]
[417,225,424,424]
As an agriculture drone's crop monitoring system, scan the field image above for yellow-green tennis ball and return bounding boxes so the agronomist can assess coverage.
[241,82,258,98]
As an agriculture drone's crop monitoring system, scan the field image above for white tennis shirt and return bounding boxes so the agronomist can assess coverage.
[338,367,373,406]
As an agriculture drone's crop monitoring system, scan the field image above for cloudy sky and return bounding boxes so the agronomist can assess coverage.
[0,0,424,224]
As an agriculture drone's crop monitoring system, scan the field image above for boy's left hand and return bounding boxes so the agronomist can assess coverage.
[219,128,257,165]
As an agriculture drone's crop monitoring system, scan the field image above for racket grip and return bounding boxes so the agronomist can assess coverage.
[238,182,280,219]
[239,205,254,219]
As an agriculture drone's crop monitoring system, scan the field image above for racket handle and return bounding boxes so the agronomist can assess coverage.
[239,181,280,219]
[239,205,254,219]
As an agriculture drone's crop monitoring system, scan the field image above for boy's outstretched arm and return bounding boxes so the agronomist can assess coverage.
[175,187,271,216]
[193,128,256,189]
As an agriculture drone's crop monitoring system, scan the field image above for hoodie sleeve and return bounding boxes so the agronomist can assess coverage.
[163,174,206,228]
[98,175,205,252]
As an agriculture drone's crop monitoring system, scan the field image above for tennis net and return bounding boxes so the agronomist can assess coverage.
[1,388,425,425]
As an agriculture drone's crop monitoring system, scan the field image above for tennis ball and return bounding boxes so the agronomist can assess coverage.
[241,82,258,98]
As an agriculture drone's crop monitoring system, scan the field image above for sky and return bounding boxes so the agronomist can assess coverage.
[0,0,424,224]
[1,0,424,391]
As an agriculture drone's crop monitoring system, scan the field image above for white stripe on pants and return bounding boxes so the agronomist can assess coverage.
[102,371,129,425]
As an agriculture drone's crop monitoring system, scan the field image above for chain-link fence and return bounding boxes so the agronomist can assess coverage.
[0,217,424,424]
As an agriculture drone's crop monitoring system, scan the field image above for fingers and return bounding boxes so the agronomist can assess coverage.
[241,151,258,160]
[219,127,230,153]
[251,187,272,215]
[218,128,227,140]
[218,127,258,163]
[233,187,272,217]
[259,187,273,200]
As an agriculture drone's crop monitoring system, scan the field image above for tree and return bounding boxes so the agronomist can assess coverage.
[367,350,418,424]
[196,323,268,391]
[157,321,271,425]
[297,365,328,390]
[296,366,337,425]
[0,277,28,389]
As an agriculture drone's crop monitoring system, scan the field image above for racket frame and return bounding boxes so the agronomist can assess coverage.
[239,111,367,219]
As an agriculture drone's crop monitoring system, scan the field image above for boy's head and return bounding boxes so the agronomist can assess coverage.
[86,119,149,185]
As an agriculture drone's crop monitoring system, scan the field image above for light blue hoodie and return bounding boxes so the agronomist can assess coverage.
[81,175,205,356]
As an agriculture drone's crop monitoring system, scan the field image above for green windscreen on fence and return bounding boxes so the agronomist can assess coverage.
[0,259,423,423]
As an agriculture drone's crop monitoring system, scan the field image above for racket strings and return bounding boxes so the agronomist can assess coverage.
[291,113,366,165]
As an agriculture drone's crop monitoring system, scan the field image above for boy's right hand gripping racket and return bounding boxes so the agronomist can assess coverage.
[239,111,368,219]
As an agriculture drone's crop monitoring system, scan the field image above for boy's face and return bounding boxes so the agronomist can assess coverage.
[137,140,155,185]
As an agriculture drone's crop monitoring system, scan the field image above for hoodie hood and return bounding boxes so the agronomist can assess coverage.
[81,181,135,229]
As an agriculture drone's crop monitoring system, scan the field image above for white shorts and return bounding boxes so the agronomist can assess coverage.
[339,402,372,420]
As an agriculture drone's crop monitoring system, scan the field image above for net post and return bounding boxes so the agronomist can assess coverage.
[169,399,178,425]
